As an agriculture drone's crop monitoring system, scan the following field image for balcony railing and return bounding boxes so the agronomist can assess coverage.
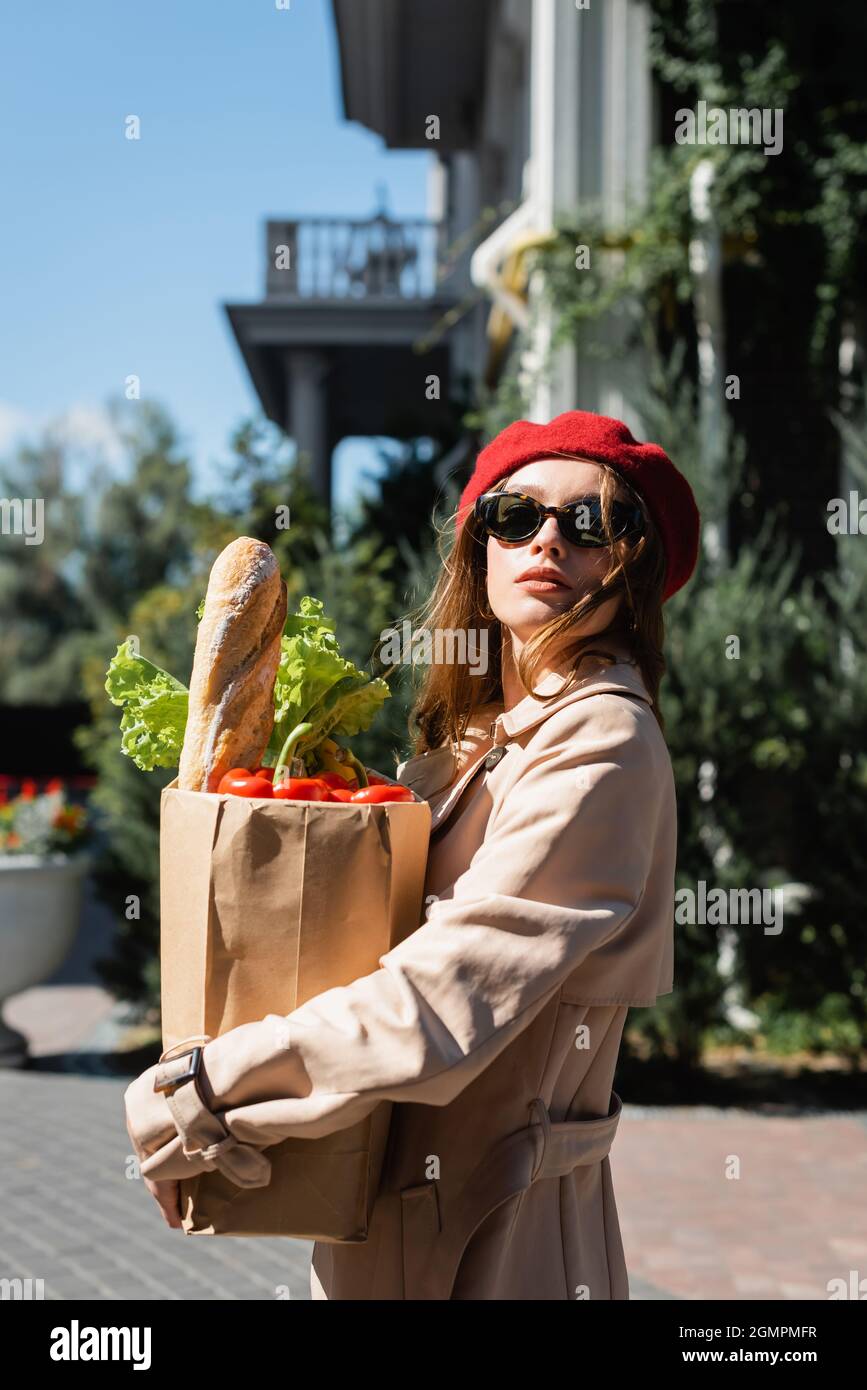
[265,215,446,301]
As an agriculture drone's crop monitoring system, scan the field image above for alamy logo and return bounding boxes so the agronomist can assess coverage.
[378,620,489,675]
[675,100,783,156]
[49,1320,151,1370]
[0,497,44,545]
[1,1276,44,1299]
[675,880,783,934]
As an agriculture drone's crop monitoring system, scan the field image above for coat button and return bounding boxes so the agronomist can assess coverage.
[484,745,508,771]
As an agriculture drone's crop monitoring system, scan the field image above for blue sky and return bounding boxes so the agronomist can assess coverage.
[0,0,432,509]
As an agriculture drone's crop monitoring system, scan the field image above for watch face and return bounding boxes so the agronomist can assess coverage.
[154,1045,201,1094]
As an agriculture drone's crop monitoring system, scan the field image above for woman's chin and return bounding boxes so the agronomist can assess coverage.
[509,589,575,621]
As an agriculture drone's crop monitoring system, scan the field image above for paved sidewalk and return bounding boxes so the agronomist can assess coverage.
[2,896,864,1302]
[1,1063,864,1301]
[0,1068,312,1301]
[615,1105,867,1301]
[4,985,122,1061]
[1,891,314,1300]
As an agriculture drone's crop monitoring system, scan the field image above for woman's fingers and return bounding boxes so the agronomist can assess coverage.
[143,1175,183,1228]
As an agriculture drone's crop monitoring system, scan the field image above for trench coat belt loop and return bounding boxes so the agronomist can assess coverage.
[152,1053,273,1190]
[400,1090,623,1299]
[529,1092,624,1181]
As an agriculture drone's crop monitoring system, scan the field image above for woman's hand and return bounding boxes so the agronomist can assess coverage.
[143,1175,182,1228]
[124,1065,179,1158]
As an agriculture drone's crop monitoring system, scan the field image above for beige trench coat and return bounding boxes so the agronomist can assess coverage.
[124,647,676,1300]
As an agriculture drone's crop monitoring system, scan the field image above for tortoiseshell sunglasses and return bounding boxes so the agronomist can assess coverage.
[473,490,645,547]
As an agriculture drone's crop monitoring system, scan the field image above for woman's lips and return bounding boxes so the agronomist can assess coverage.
[515,577,570,593]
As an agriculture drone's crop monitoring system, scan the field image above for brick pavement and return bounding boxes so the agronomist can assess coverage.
[615,1105,867,1301]
[0,1069,312,1301]
[1,1064,864,1301]
[1,892,317,1301]
[6,871,863,1300]
[4,985,121,1059]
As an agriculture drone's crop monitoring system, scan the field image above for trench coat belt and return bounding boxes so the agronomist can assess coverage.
[400,1090,624,1300]
[150,1052,273,1189]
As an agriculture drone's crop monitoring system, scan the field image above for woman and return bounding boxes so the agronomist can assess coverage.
[124,408,700,1300]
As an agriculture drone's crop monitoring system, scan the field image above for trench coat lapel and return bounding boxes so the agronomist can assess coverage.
[495,653,652,741]
[398,652,654,837]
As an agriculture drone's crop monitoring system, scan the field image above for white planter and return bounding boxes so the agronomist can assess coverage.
[0,854,90,1066]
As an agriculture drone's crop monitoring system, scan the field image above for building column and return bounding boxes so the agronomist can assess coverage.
[526,0,578,420]
[575,0,653,431]
[527,0,653,427]
[284,349,331,509]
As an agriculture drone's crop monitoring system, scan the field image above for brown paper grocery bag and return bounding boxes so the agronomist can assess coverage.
[158,780,431,1240]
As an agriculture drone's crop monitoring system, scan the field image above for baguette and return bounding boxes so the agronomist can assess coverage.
[178,537,287,792]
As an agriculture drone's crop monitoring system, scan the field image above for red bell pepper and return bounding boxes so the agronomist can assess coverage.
[315,771,357,791]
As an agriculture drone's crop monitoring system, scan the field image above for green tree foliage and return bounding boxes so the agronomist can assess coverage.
[470,0,867,1064]
[0,399,212,705]
[0,437,88,704]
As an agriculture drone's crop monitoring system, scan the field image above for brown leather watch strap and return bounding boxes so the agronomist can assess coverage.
[152,1052,272,1189]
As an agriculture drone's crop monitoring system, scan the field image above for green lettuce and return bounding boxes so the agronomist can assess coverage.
[263,597,390,764]
[105,641,190,771]
[105,596,390,774]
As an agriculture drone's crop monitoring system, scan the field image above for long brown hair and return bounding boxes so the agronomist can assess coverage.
[404,456,668,753]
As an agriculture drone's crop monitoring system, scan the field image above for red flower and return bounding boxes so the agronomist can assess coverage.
[19,779,38,800]
[45,777,64,794]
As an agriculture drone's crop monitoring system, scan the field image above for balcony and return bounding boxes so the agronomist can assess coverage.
[264,214,446,302]
[223,214,462,511]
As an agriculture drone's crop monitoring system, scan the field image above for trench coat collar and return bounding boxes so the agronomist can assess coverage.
[487,648,653,745]
[417,647,654,838]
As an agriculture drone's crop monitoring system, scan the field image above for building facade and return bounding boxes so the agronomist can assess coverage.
[225,0,656,508]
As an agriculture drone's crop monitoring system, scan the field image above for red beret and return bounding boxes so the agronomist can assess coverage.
[456,409,701,602]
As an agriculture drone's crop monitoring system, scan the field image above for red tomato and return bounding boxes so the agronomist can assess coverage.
[349,784,414,804]
[217,769,274,798]
[254,766,275,782]
[272,778,332,801]
[315,771,358,791]
[326,787,355,802]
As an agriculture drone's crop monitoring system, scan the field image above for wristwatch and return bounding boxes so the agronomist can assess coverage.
[146,1033,272,1187]
[153,1036,212,1099]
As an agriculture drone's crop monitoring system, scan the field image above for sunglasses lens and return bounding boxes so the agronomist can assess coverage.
[561,499,643,546]
[610,503,644,542]
[483,496,540,540]
[559,498,606,546]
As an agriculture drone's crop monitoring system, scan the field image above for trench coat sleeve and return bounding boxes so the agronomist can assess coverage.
[125,695,663,1180]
